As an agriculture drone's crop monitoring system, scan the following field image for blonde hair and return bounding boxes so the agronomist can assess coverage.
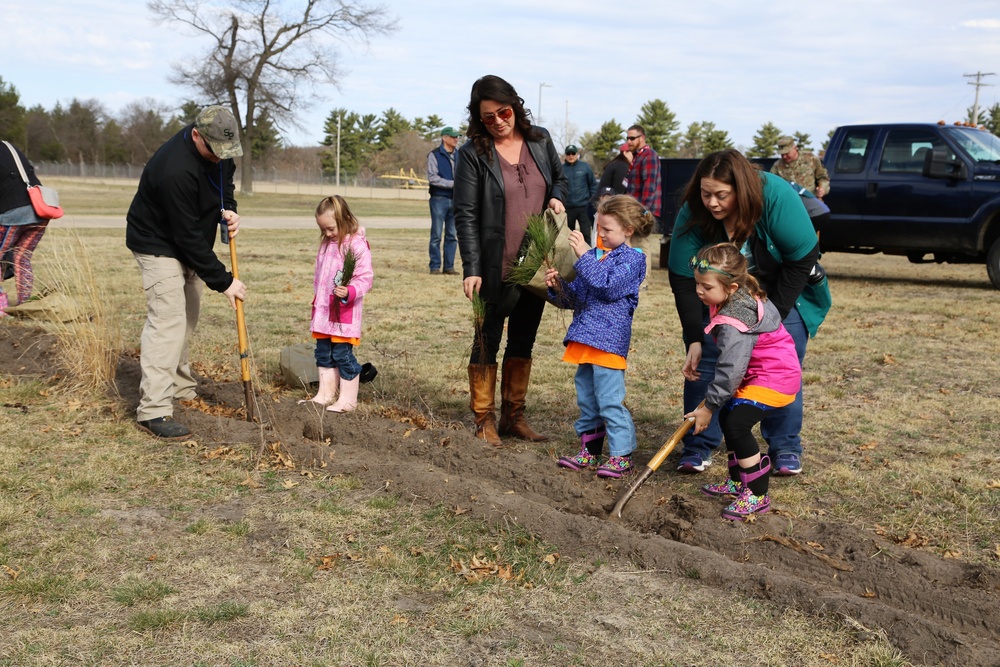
[595,194,655,240]
[695,242,766,303]
[315,195,359,249]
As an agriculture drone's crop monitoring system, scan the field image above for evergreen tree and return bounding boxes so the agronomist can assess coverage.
[702,123,734,153]
[635,99,680,156]
[251,112,283,164]
[793,131,812,152]
[377,107,411,150]
[579,119,624,171]
[748,122,783,158]
[0,77,26,146]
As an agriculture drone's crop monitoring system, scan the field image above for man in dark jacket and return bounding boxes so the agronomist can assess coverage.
[562,144,597,243]
[126,105,247,439]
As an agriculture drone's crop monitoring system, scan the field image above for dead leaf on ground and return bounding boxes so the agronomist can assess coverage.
[281,478,298,489]
[3,564,21,580]
[993,544,1000,560]
[856,442,878,452]
[542,553,560,566]
[896,531,930,547]
[860,587,877,598]
[986,479,1000,489]
[881,353,897,365]
[943,549,962,559]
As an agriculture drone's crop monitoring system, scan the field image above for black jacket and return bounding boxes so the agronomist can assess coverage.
[125,125,238,293]
[1,142,41,215]
[454,127,567,302]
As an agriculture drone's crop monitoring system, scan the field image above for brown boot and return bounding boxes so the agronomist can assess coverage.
[497,357,549,442]
[468,363,501,445]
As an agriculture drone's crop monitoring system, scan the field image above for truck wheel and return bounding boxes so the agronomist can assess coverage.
[988,237,1000,289]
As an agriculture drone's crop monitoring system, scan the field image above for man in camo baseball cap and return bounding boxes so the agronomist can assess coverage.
[195,105,243,159]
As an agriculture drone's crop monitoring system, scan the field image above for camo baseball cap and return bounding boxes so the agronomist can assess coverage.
[195,105,243,159]
[776,135,795,155]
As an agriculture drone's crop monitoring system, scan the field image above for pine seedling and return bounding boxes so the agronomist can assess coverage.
[505,214,561,286]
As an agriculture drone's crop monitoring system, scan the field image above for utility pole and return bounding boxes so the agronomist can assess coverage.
[964,71,995,125]
[336,113,342,187]
[538,82,551,125]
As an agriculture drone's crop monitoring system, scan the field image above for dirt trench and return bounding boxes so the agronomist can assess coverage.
[2,326,998,667]
[177,376,1000,667]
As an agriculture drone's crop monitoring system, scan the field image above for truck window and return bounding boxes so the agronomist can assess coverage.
[945,126,1000,163]
[879,130,947,174]
[833,130,871,173]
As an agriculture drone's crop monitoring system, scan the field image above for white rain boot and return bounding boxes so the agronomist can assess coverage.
[298,367,339,406]
[327,375,359,413]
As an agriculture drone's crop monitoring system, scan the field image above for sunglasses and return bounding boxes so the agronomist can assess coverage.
[626,135,641,141]
[482,107,514,126]
[690,256,734,278]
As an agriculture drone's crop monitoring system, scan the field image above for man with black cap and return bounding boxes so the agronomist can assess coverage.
[427,126,460,275]
[126,104,247,439]
[562,144,597,243]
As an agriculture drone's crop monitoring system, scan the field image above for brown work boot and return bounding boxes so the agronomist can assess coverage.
[497,357,549,442]
[468,363,501,445]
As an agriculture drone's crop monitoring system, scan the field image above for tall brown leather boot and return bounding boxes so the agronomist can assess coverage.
[497,357,549,442]
[468,363,501,445]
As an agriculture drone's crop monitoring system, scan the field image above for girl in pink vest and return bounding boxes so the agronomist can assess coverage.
[683,242,801,520]
[300,195,373,412]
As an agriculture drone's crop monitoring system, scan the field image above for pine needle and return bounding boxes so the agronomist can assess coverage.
[471,290,487,362]
[340,246,358,286]
[505,214,561,286]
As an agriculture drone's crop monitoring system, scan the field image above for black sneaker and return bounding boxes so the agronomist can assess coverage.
[137,416,191,440]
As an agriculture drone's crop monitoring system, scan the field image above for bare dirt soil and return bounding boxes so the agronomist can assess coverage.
[3,326,998,666]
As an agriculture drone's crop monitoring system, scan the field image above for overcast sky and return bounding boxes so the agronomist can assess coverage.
[3,0,1000,152]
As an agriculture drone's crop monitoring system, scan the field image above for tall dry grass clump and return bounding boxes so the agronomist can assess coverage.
[38,232,124,392]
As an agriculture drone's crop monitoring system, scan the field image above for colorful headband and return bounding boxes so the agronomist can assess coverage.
[690,256,734,278]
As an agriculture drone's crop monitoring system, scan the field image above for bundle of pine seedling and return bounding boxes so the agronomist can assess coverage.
[505,214,561,286]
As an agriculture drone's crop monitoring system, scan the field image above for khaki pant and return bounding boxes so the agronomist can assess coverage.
[133,252,203,421]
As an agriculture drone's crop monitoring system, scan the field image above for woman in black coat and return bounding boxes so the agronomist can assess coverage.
[597,143,633,195]
[454,74,567,445]
[0,142,50,315]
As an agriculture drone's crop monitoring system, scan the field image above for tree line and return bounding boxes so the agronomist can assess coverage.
[4,71,999,188]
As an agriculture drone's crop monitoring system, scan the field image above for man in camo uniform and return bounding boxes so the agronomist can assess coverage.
[771,136,830,198]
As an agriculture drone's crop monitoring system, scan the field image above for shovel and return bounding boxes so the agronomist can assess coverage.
[609,401,704,519]
[226,230,255,422]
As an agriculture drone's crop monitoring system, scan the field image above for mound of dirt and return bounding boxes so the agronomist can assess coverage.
[4,324,999,666]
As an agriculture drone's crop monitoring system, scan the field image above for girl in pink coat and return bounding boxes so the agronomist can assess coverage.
[300,195,374,412]
[683,243,801,521]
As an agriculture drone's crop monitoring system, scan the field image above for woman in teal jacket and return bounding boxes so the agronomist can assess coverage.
[667,149,830,477]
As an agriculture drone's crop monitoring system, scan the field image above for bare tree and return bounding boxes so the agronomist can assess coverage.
[148,0,397,193]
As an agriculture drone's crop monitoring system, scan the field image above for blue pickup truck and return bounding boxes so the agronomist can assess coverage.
[818,123,1000,288]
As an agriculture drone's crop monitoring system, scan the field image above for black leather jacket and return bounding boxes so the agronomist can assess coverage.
[454,128,567,302]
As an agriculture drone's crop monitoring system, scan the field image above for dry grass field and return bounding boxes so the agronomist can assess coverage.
[0,188,998,666]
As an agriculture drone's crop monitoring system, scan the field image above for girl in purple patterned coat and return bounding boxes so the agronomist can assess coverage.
[299,195,374,413]
[545,195,654,478]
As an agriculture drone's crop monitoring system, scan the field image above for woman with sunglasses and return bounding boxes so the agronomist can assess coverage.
[666,149,824,477]
[454,74,568,446]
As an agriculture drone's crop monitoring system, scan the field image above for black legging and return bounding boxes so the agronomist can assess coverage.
[470,288,546,365]
[718,402,766,461]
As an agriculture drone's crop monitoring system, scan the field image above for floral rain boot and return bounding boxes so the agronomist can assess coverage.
[557,425,606,471]
[702,451,742,498]
[722,455,771,521]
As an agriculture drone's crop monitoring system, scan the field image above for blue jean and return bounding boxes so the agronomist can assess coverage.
[428,195,457,271]
[574,364,635,457]
[314,338,361,380]
[680,307,808,461]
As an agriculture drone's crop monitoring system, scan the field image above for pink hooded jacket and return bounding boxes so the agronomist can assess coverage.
[309,228,373,339]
